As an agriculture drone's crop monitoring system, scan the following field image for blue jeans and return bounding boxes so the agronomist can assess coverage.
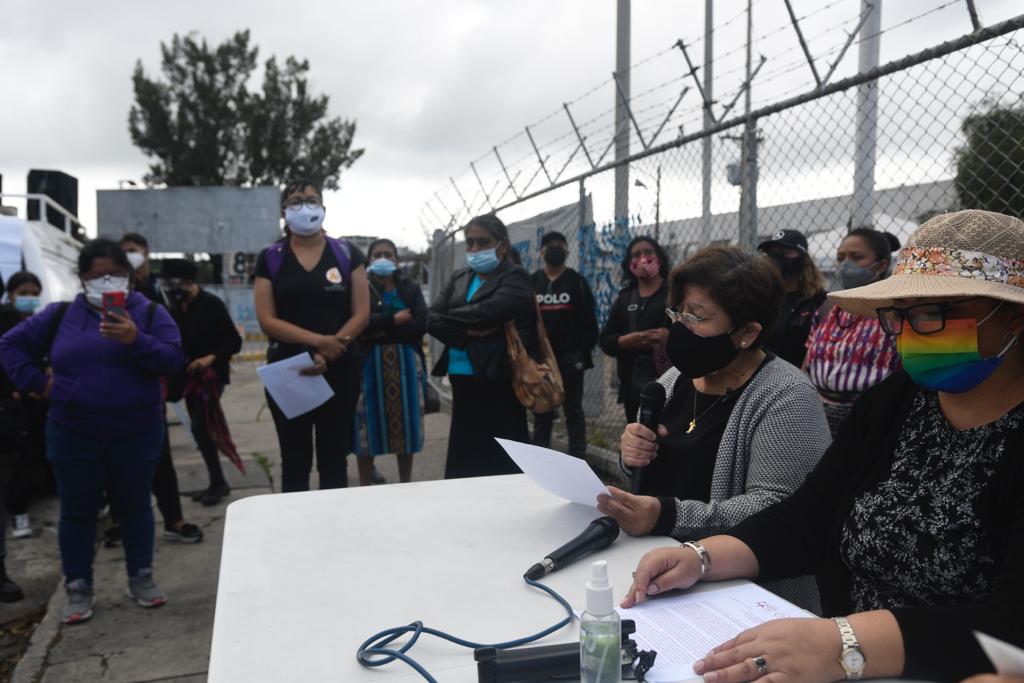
[46,420,164,584]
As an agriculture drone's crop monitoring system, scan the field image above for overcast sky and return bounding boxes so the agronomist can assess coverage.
[1,0,1019,249]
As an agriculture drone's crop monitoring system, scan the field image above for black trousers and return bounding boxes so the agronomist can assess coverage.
[150,425,183,529]
[186,384,228,490]
[532,362,587,458]
[268,363,361,493]
[445,375,527,479]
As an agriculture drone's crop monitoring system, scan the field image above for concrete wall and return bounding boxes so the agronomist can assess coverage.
[96,187,281,253]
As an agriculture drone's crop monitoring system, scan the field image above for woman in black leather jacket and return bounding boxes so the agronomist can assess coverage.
[427,214,539,478]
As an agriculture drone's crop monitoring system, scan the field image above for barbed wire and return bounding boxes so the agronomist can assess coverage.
[424,1,988,230]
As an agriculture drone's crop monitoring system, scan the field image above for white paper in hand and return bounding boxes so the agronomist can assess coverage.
[256,353,335,419]
[495,439,609,506]
[976,631,1024,675]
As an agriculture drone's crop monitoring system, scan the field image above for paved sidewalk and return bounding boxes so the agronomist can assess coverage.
[10,365,451,683]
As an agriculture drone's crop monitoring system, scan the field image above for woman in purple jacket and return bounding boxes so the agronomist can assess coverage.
[0,239,184,625]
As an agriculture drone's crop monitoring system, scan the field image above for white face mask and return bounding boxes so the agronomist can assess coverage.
[126,252,147,270]
[284,205,326,236]
[83,275,130,308]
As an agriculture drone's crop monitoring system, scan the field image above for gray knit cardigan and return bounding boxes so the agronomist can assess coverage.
[623,357,831,612]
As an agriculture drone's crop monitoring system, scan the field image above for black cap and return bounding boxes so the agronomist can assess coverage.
[758,229,808,253]
[540,231,568,248]
[160,258,198,281]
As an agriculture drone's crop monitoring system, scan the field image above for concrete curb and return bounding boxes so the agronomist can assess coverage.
[11,578,64,683]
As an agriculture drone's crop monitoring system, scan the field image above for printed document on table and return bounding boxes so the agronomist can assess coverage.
[495,439,609,507]
[618,582,812,682]
[256,353,335,419]
[976,632,1024,675]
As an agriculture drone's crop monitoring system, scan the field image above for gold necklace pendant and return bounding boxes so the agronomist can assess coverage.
[687,419,697,434]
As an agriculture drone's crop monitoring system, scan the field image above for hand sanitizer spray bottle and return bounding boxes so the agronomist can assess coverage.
[580,560,621,683]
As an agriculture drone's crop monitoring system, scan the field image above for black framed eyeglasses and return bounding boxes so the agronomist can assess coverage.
[284,196,323,210]
[876,297,985,336]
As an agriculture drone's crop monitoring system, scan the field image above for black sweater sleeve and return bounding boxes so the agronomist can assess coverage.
[209,296,242,362]
[446,268,534,326]
[599,292,627,357]
[426,272,466,348]
[580,276,599,353]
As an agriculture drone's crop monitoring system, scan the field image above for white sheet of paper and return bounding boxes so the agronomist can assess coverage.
[256,353,335,419]
[976,632,1024,675]
[619,582,812,682]
[494,439,610,507]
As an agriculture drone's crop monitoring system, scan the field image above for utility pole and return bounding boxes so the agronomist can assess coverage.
[700,0,714,244]
[614,0,631,227]
[852,0,881,229]
[737,0,760,250]
[655,165,662,242]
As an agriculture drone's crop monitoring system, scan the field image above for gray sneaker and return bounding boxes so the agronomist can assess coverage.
[126,569,167,608]
[63,579,94,624]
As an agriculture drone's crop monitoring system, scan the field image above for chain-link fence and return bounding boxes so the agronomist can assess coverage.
[427,12,1024,468]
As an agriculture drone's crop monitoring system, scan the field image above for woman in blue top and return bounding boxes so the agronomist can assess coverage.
[427,215,539,478]
[0,239,184,625]
[354,238,428,484]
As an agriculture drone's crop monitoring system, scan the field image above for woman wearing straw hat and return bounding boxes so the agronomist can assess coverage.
[621,210,1024,681]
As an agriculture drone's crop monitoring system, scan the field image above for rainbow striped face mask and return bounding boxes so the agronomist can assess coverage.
[897,303,1018,393]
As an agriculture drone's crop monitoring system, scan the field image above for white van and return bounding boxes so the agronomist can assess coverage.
[0,194,82,305]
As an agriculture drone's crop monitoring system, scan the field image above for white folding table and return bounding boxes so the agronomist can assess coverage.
[209,474,752,681]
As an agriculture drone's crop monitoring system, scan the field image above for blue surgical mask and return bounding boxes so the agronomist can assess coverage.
[467,248,500,274]
[14,296,40,315]
[368,259,398,277]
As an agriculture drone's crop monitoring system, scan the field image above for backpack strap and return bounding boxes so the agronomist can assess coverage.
[264,239,289,282]
[325,236,352,281]
[263,236,352,283]
[42,302,71,364]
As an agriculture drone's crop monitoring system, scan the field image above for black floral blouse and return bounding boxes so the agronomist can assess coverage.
[840,391,1024,612]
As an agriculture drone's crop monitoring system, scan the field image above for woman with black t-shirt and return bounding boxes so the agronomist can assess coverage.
[599,235,671,422]
[254,180,369,492]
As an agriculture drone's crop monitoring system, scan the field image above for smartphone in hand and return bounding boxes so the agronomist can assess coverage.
[102,291,127,321]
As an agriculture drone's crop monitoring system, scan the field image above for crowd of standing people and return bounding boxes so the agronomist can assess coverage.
[0,175,1021,679]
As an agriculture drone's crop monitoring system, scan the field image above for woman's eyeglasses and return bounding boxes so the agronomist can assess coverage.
[284,197,323,210]
[876,297,984,336]
[665,308,711,328]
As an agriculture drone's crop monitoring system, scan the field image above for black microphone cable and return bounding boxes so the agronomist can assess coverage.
[355,575,574,682]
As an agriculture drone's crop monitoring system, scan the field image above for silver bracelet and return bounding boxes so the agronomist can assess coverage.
[681,541,711,579]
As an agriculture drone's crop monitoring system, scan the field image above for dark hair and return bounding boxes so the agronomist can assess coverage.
[621,235,671,287]
[160,258,198,281]
[540,231,568,248]
[845,227,899,267]
[669,245,784,347]
[119,232,149,250]
[368,238,399,259]
[464,214,509,245]
[78,238,132,277]
[7,271,42,297]
[280,179,322,207]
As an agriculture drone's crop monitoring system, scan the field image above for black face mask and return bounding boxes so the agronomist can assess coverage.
[768,253,803,279]
[543,247,567,267]
[166,288,188,307]
[666,322,740,378]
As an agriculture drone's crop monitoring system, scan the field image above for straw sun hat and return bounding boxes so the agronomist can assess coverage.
[829,209,1024,317]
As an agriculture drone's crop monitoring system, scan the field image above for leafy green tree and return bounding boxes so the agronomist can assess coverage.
[128,31,362,189]
[954,101,1024,218]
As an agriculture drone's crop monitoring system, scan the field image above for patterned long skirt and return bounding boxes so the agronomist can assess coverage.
[353,343,424,457]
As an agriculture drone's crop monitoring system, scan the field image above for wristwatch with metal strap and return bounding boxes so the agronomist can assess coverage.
[833,616,866,680]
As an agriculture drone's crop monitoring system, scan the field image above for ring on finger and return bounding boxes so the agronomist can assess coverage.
[753,655,769,675]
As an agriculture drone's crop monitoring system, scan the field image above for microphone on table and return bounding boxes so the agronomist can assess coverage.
[524,517,620,581]
[631,381,666,494]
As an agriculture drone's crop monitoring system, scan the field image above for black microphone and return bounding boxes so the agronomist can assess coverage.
[631,381,666,494]
[524,517,620,581]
